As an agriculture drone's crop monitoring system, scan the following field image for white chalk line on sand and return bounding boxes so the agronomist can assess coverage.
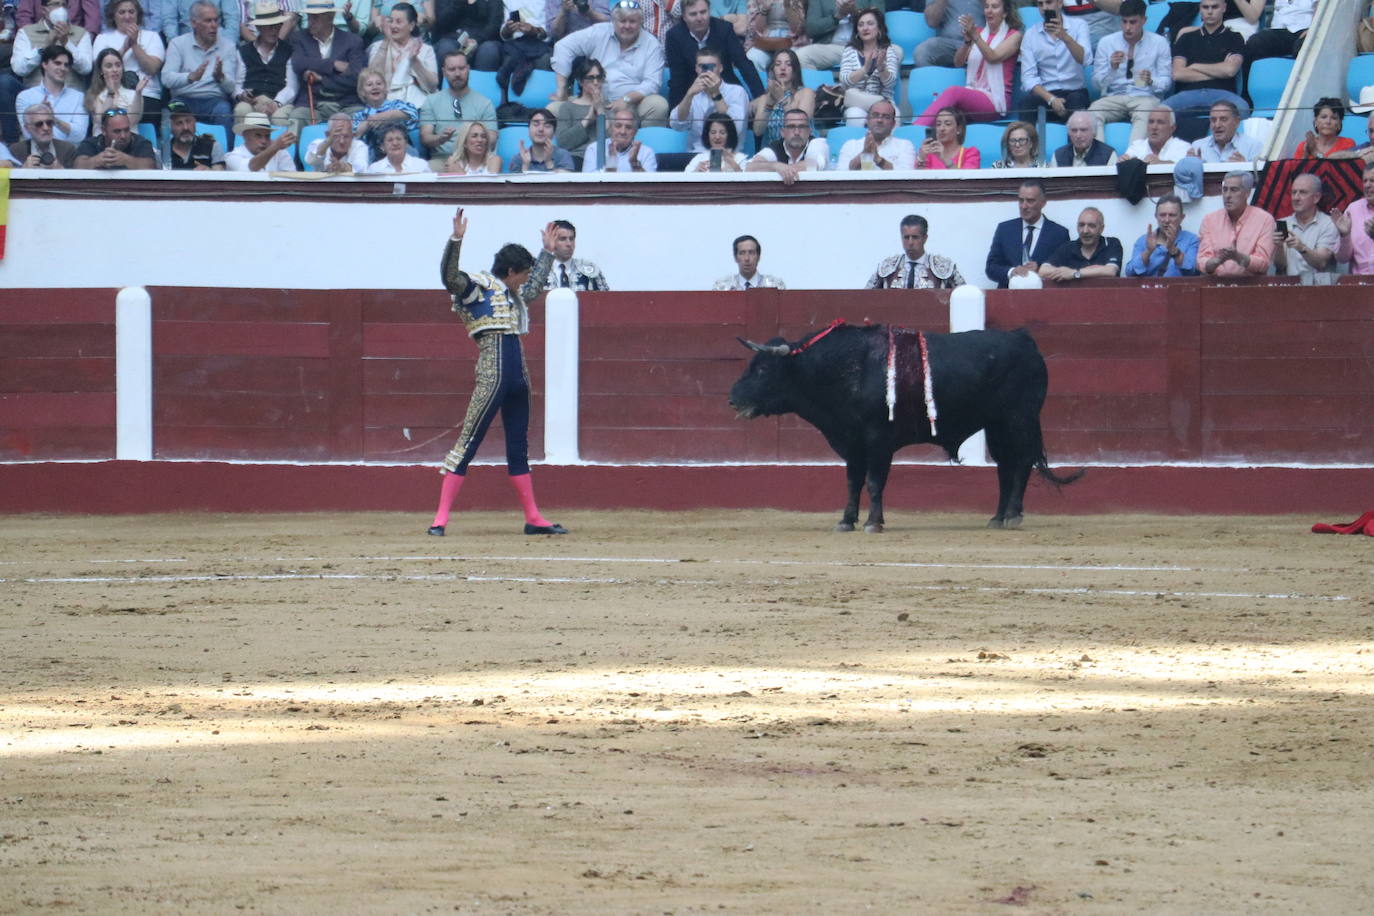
[0,571,1349,602]
[17,553,1250,575]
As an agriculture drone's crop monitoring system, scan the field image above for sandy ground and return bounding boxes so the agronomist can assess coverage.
[1,509,1372,914]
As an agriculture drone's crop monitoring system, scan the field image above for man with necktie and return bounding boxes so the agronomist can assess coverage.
[866,215,966,290]
[521,219,611,295]
[985,178,1071,288]
[713,234,786,289]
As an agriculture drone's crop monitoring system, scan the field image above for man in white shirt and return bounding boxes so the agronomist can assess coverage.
[1121,106,1189,162]
[670,46,746,151]
[225,110,298,170]
[582,102,658,171]
[1087,0,1171,142]
[1187,98,1260,162]
[713,235,785,289]
[747,108,828,183]
[11,0,93,89]
[14,44,88,141]
[304,110,370,171]
[551,1,668,127]
[1273,173,1340,285]
[837,100,915,171]
[1019,0,1092,124]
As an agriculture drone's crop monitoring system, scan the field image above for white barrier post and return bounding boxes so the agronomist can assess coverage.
[948,284,989,467]
[115,286,153,461]
[542,287,580,464]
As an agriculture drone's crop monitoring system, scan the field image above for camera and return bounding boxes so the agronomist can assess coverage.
[924,127,935,141]
[700,62,717,72]
[39,151,54,166]
[709,148,722,171]
[1043,9,1057,22]
[1276,219,1288,237]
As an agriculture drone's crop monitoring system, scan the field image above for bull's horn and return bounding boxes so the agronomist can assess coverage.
[738,337,791,355]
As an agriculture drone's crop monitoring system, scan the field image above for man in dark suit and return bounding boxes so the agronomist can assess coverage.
[985,178,1071,288]
[287,0,367,126]
[665,0,762,108]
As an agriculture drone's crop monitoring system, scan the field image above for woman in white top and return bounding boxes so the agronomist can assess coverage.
[686,111,747,172]
[367,2,438,107]
[90,0,164,123]
[365,122,433,172]
[913,0,1021,126]
[442,121,503,174]
[838,8,901,128]
[84,47,147,130]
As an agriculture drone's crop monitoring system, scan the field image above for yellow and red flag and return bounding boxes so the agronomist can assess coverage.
[0,172,8,259]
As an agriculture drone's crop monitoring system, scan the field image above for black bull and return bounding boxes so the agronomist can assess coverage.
[727,324,1083,531]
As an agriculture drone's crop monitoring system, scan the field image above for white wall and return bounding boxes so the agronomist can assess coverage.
[0,169,1225,291]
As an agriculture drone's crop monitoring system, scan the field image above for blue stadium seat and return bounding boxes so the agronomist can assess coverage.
[1346,54,1374,107]
[1248,57,1294,116]
[801,68,833,90]
[964,122,1003,165]
[1145,1,1169,33]
[825,124,865,163]
[1043,121,1067,157]
[1342,112,1371,144]
[468,69,501,104]
[1018,5,1042,30]
[137,121,159,152]
[636,125,689,154]
[891,124,923,147]
[298,122,327,170]
[197,120,230,151]
[1104,121,1132,154]
[886,10,935,66]
[511,69,558,110]
[496,124,528,164]
[906,66,964,114]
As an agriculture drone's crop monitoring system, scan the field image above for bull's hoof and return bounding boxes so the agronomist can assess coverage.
[863,523,884,534]
[986,517,1004,529]
[1003,515,1023,530]
[834,521,856,532]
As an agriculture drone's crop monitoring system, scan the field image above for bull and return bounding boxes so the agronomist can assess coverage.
[728,323,1082,532]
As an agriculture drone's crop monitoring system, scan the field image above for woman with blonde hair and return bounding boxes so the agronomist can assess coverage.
[443,120,502,173]
[989,120,1038,168]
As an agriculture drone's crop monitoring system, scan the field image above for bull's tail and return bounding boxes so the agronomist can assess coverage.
[1035,458,1085,488]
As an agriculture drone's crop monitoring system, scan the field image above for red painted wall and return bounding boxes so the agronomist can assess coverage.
[5,283,1373,468]
[0,291,117,461]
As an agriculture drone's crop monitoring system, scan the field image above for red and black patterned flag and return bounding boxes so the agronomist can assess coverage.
[1251,158,1366,219]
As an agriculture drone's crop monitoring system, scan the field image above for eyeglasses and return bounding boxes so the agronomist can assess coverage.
[1007,136,1030,145]
[583,73,606,81]
[31,118,55,127]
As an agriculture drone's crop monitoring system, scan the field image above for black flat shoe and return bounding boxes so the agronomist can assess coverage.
[524,523,569,535]
[427,525,445,536]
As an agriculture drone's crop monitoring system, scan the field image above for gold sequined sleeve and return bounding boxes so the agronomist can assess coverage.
[441,238,470,296]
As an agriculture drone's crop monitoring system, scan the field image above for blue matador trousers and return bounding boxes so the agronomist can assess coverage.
[442,331,532,476]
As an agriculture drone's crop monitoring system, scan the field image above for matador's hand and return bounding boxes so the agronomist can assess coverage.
[452,207,467,239]
[540,221,559,253]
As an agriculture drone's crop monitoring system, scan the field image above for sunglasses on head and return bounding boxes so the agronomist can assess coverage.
[612,0,640,9]
[104,107,128,117]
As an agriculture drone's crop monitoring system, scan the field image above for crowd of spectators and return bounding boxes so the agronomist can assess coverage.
[0,0,1329,173]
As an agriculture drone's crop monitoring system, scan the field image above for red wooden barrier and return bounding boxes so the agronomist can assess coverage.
[6,284,1372,469]
[0,290,118,461]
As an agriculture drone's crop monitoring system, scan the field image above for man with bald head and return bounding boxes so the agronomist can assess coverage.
[1039,206,1123,282]
[1049,110,1117,166]
[1273,173,1339,285]
[836,99,916,171]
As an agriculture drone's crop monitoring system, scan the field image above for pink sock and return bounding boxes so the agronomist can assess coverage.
[431,472,465,527]
[508,473,552,527]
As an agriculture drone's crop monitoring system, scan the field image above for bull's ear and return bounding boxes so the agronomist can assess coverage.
[739,338,790,355]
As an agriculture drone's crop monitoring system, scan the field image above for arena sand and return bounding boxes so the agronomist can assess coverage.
[1,510,1371,914]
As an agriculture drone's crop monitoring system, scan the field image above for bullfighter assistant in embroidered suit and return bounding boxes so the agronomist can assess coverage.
[427,213,569,537]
